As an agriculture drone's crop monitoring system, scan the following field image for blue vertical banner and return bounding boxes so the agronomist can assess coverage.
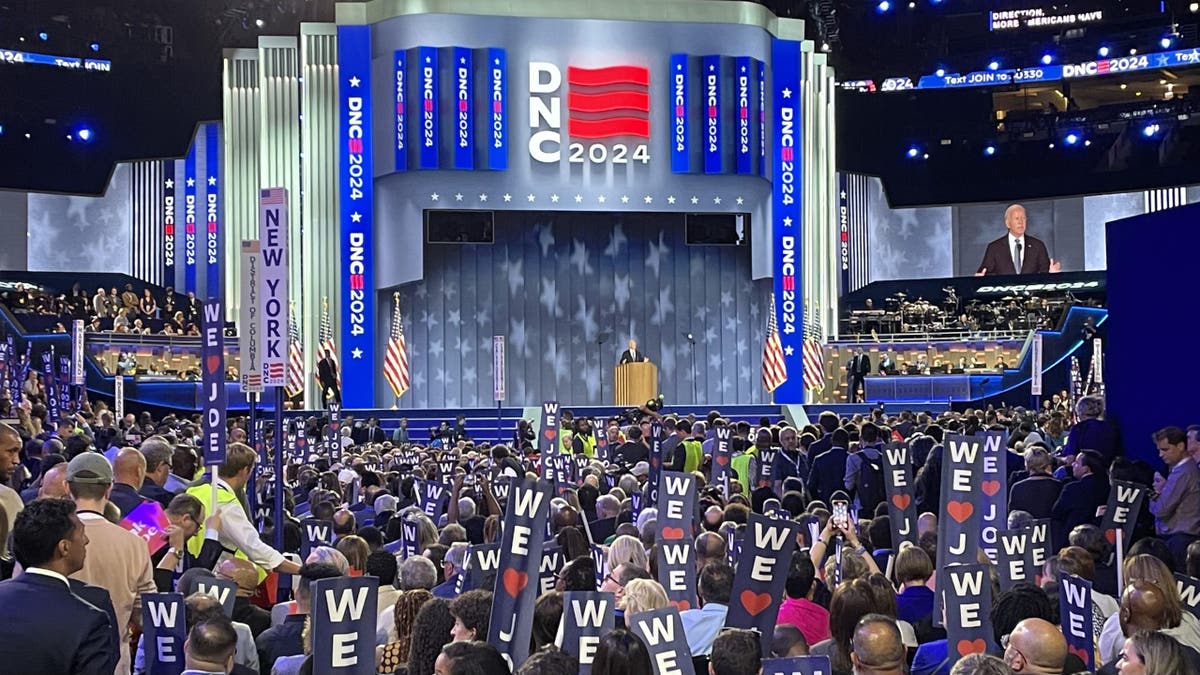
[393,50,408,172]
[162,160,176,288]
[838,173,850,293]
[735,56,753,175]
[338,25,376,408]
[771,39,804,403]
[453,47,474,169]
[418,46,440,169]
[669,53,690,173]
[487,48,508,170]
[183,141,198,295]
[201,298,227,465]
[204,124,221,299]
[758,60,767,177]
[702,55,722,174]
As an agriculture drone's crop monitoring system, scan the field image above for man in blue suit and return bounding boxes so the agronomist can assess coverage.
[0,498,115,675]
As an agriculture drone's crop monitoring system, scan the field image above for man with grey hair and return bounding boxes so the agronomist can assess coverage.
[975,203,1059,276]
[399,554,438,590]
[590,493,620,544]
[433,542,468,599]
[139,436,176,508]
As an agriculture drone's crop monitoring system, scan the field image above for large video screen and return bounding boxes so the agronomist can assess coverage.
[863,176,1200,282]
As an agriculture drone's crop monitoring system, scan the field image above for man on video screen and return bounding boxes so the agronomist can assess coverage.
[975,204,1061,276]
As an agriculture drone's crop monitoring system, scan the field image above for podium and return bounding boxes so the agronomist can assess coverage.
[615,362,657,407]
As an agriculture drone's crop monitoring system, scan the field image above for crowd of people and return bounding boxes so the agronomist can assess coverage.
[1,281,201,337]
[0,386,1197,675]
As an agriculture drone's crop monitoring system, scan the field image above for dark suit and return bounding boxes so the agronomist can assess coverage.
[317,357,340,406]
[619,349,648,365]
[977,234,1052,275]
[847,354,871,403]
[615,441,649,467]
[1051,473,1110,550]
[0,572,115,675]
[807,447,849,506]
[140,478,175,509]
[1008,474,1063,520]
[69,579,121,675]
[110,482,149,519]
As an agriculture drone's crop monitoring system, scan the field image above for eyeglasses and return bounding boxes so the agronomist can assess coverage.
[603,573,621,587]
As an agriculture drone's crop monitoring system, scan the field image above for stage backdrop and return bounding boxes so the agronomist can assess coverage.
[392,212,772,408]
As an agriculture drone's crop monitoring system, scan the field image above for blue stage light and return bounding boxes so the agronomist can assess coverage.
[906,146,920,158]
[90,42,99,52]
[1161,36,1173,49]
[1041,53,1054,65]
[77,128,93,142]
[935,68,945,77]
[877,1,891,13]
[1065,133,1079,145]
[1143,123,1161,137]
[988,60,1000,71]
[38,31,48,41]
[984,145,996,156]
[1098,46,1110,57]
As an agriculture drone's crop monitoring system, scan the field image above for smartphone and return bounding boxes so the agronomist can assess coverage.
[832,500,850,531]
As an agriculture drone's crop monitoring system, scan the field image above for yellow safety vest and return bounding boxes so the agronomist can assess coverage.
[185,482,267,584]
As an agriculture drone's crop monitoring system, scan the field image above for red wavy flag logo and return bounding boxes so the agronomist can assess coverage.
[567,65,650,139]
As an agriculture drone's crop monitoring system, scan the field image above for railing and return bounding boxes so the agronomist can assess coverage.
[831,328,1031,345]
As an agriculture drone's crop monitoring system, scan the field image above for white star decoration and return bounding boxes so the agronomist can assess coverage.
[643,195,653,204]
[782,88,793,99]
[783,216,793,226]
[784,346,795,356]
[574,195,583,203]
[527,194,535,202]
[598,195,607,203]
[479,194,488,202]
[736,197,744,205]
[351,348,363,358]
[207,176,217,186]
[667,196,676,204]
[350,212,362,223]
[621,195,630,204]
[690,196,699,204]
[455,193,463,202]
[840,191,847,199]
[349,76,361,87]
[503,193,512,202]
[165,179,174,189]
[430,192,439,201]
[550,194,560,203]
[713,196,722,205]
[186,178,195,187]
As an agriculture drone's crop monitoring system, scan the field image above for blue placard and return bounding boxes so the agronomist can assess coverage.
[763,656,832,675]
[310,577,378,674]
[453,47,474,169]
[337,25,376,408]
[142,592,186,675]
[183,141,198,295]
[770,39,804,403]
[204,124,221,299]
[393,50,407,172]
[163,160,176,288]
[41,349,59,424]
[201,298,227,465]
[669,53,690,173]
[758,59,766,177]
[734,56,753,175]
[487,48,508,170]
[418,46,440,169]
[702,55,722,174]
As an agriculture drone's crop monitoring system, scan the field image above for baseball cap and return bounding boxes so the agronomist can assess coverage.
[631,461,650,478]
[67,452,114,485]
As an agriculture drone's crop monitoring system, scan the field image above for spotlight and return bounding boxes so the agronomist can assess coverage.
[1098,46,1110,57]
[908,1,916,8]
[1084,140,1091,146]
[1120,83,1127,90]
[255,18,265,28]
[922,153,929,159]
[1161,37,1173,49]
[89,42,99,52]
[1041,53,1054,65]
[0,124,4,136]
[988,60,1000,71]
[906,146,920,158]
[1143,123,1161,137]
[935,68,945,77]
[1191,2,1199,12]
[1065,133,1079,145]
[984,145,996,156]
[821,42,831,52]
[877,1,891,13]
[1048,143,1055,149]
[38,31,48,41]
[76,128,92,142]
[1130,48,1138,55]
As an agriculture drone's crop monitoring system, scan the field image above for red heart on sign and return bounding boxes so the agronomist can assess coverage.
[544,429,556,440]
[947,501,974,524]
[1068,645,1091,663]
[502,569,528,598]
[662,527,685,540]
[740,590,772,616]
[672,599,691,611]
[981,480,1001,497]
[716,454,729,466]
[956,639,986,657]
[892,493,911,510]
[1105,528,1117,545]
[206,355,221,373]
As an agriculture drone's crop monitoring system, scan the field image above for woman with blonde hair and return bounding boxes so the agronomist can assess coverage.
[620,578,670,628]
[1098,554,1200,662]
[1118,631,1190,675]
[376,589,433,674]
[607,534,649,573]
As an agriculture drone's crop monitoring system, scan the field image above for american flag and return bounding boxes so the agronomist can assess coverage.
[762,292,788,393]
[319,298,340,389]
[803,300,827,392]
[383,294,410,399]
[285,307,304,398]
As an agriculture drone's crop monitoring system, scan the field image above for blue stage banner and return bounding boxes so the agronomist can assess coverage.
[771,38,804,403]
[338,25,376,408]
[201,298,227,465]
[735,56,753,175]
[58,354,71,414]
[41,349,59,424]
[394,50,408,172]
[453,47,474,169]
[702,55,722,174]
[310,576,378,674]
[487,48,508,171]
[204,124,221,299]
[758,59,766,178]
[183,141,198,295]
[141,592,186,675]
[838,172,850,294]
[669,53,690,173]
[163,160,176,288]
[418,46,440,169]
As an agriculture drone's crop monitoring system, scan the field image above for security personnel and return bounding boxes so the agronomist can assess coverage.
[186,443,300,582]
